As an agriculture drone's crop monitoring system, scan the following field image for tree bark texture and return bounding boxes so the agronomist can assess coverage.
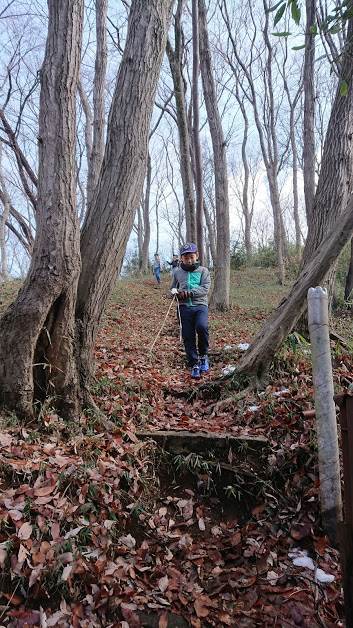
[76,0,172,394]
[199,0,230,310]
[240,100,252,259]
[303,22,353,265]
[166,0,196,242]
[0,144,10,281]
[141,152,152,273]
[86,0,108,209]
[344,237,353,301]
[237,193,353,382]
[0,0,84,416]
[303,0,316,223]
[192,0,204,262]
[220,0,285,284]
[237,20,353,380]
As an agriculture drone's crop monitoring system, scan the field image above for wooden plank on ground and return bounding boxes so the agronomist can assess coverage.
[136,429,267,454]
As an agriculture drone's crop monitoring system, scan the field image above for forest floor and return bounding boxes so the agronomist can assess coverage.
[1,268,352,627]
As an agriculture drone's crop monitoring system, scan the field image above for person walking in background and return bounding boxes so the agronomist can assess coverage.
[166,254,179,274]
[152,253,161,286]
[170,243,211,379]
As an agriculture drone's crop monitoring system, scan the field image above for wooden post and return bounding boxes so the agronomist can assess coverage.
[307,287,342,541]
[338,395,353,627]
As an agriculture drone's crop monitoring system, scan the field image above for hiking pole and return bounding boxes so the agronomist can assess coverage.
[171,288,183,342]
[149,293,177,354]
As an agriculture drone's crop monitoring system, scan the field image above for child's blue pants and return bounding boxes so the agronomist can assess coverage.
[154,268,161,283]
[179,304,209,367]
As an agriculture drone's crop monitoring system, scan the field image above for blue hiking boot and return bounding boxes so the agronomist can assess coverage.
[199,355,209,373]
[191,364,201,379]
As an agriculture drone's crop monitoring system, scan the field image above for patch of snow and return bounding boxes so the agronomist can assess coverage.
[272,388,290,397]
[237,343,250,351]
[288,548,335,584]
[222,365,236,376]
[315,568,335,583]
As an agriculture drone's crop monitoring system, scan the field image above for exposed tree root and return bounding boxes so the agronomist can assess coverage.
[207,386,252,416]
[82,390,117,433]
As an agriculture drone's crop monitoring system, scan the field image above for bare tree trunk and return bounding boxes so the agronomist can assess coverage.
[141,152,151,273]
[203,199,217,265]
[302,24,353,266]
[0,144,10,281]
[166,0,196,242]
[0,0,84,417]
[267,168,285,285]
[291,128,301,252]
[237,194,353,382]
[199,0,230,310]
[236,20,353,380]
[344,237,353,301]
[76,0,172,394]
[156,200,160,255]
[86,0,108,209]
[78,79,93,164]
[238,93,252,259]
[219,0,285,284]
[303,0,316,223]
[136,205,143,269]
[192,0,204,261]
[0,192,34,255]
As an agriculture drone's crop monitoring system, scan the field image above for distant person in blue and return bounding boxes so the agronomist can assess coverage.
[170,242,211,379]
[152,253,161,286]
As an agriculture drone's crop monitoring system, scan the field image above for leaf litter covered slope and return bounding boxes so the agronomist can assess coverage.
[0,269,350,626]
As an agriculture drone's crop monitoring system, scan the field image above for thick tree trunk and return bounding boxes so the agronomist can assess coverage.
[237,21,353,379]
[299,18,353,311]
[86,0,108,209]
[192,0,204,262]
[166,0,196,242]
[76,0,172,394]
[303,0,316,223]
[141,153,152,273]
[238,194,353,382]
[199,0,230,310]
[0,0,84,417]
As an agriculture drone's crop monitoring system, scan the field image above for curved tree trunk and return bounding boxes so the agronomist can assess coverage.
[238,194,353,382]
[76,0,172,395]
[237,20,353,380]
[199,0,230,310]
[0,0,84,417]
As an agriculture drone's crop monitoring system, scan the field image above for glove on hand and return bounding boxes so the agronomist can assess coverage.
[171,288,178,295]
[177,290,191,300]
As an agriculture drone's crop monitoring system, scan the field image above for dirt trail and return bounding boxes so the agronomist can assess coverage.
[0,272,347,626]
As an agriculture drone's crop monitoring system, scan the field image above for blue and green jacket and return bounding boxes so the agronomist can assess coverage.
[170,265,211,307]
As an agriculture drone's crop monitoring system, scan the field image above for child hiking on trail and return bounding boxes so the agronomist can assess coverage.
[170,242,211,379]
[152,253,161,286]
